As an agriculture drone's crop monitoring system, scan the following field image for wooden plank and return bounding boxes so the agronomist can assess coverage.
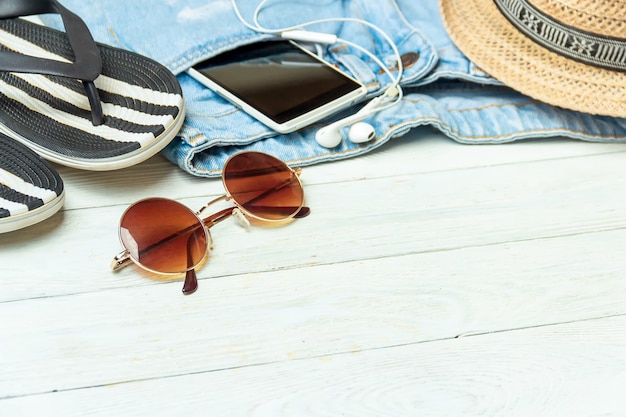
[53,131,626,211]
[2,228,626,398]
[2,147,626,301]
[3,131,626,414]
[2,314,625,416]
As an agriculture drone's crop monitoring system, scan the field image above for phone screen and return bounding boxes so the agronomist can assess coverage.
[192,41,364,124]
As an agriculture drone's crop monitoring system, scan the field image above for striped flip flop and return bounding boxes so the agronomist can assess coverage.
[0,134,64,233]
[0,0,185,171]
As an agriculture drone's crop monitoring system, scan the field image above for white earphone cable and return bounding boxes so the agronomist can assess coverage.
[231,0,406,146]
[231,0,404,94]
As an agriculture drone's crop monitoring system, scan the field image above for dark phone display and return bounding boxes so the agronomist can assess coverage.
[193,41,362,124]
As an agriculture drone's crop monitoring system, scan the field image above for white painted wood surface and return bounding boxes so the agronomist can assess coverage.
[2,129,626,416]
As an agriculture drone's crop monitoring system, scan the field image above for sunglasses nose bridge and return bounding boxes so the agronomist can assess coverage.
[196,194,228,216]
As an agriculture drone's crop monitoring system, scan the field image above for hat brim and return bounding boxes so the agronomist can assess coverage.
[439,0,626,117]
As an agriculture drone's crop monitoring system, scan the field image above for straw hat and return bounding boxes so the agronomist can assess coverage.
[439,0,626,117]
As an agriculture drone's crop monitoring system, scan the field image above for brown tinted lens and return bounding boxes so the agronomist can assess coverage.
[223,152,303,220]
[119,198,208,274]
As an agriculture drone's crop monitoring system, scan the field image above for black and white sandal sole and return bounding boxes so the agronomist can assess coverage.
[0,18,185,171]
[0,135,64,233]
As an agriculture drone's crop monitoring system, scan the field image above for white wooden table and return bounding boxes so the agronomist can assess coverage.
[2,128,626,416]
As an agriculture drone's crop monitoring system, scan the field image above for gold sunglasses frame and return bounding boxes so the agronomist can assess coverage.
[111,152,310,294]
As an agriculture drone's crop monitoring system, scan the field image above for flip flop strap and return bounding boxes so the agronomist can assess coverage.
[0,0,104,125]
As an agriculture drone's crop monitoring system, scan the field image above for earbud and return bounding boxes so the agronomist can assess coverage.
[315,125,344,148]
[315,97,383,148]
[315,118,376,148]
[348,122,376,143]
[231,1,405,148]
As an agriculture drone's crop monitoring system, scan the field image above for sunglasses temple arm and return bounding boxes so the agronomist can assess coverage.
[182,232,200,295]
[197,196,304,225]
[295,206,311,218]
[202,207,236,227]
[111,250,132,271]
[196,195,228,216]
[201,205,310,225]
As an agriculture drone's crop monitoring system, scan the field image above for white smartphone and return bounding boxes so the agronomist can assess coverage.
[187,40,368,133]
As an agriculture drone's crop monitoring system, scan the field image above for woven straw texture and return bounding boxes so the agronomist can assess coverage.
[532,0,626,37]
[439,0,626,117]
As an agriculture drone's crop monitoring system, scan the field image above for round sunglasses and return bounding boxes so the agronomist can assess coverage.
[111,151,310,294]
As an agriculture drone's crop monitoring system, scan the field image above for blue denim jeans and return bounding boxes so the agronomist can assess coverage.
[43,0,626,177]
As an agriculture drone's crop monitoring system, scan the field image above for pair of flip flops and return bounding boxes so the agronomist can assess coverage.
[1,0,185,233]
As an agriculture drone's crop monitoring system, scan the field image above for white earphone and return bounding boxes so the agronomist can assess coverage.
[315,95,383,148]
[231,0,404,148]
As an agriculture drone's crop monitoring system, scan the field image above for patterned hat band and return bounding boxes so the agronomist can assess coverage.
[494,0,626,72]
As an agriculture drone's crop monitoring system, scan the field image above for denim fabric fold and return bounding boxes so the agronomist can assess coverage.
[41,0,626,177]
